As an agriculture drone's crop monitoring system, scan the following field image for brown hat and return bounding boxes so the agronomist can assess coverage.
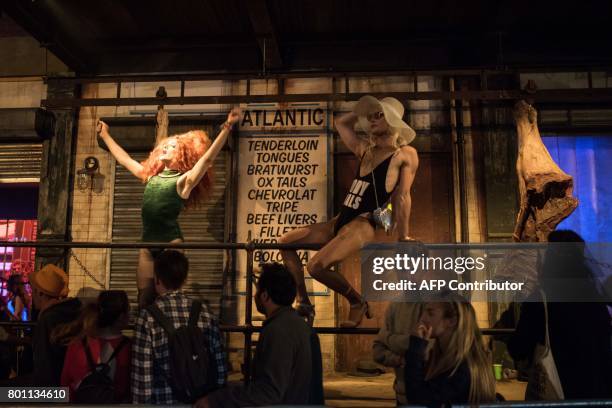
[30,264,69,298]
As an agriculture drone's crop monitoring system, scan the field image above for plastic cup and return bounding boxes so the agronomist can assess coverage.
[493,364,503,381]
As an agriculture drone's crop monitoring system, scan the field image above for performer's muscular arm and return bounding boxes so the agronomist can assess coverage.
[177,108,242,199]
[97,120,145,179]
[335,112,368,157]
[392,146,419,241]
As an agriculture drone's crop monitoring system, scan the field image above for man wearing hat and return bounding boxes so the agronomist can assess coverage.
[27,264,81,386]
[279,95,419,327]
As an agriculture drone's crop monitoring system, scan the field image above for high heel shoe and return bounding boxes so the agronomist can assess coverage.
[340,287,373,328]
[296,302,316,326]
[339,300,372,328]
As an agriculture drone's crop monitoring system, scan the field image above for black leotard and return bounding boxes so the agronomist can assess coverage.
[334,151,396,235]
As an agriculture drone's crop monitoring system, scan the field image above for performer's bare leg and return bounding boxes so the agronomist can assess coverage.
[280,216,375,326]
[306,217,375,327]
[137,238,183,308]
[137,249,155,308]
[137,249,155,287]
[279,219,335,308]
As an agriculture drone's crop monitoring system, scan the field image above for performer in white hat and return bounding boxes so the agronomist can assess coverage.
[279,95,419,327]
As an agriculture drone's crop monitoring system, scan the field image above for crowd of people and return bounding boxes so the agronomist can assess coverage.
[0,251,325,406]
[0,230,610,406]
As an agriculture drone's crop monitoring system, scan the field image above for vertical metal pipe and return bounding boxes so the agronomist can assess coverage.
[243,239,254,385]
[220,119,239,324]
[450,77,469,243]
[455,96,469,243]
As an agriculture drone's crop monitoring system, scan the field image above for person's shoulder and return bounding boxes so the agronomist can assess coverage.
[65,337,85,353]
[457,359,470,373]
[264,310,311,346]
[196,301,218,327]
[453,360,472,384]
[397,145,418,166]
[399,144,418,156]
[135,305,155,326]
[286,309,312,335]
[40,297,81,321]
[63,297,83,311]
[266,308,308,331]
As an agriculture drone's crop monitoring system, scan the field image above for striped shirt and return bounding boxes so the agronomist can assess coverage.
[131,290,227,404]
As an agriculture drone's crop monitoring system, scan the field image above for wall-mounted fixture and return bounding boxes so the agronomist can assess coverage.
[77,156,101,192]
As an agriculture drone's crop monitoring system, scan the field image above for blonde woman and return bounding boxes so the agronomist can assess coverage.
[404,293,496,406]
[279,96,419,327]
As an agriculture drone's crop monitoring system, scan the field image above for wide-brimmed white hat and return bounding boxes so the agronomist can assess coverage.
[354,95,416,145]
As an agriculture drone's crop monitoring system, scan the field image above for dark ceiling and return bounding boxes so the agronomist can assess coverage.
[2,0,612,75]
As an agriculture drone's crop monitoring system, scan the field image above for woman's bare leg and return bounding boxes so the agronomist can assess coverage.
[306,217,375,305]
[278,219,336,306]
[137,249,154,287]
[137,249,155,308]
[137,238,183,308]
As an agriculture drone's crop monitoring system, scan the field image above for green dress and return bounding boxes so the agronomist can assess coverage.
[141,169,185,242]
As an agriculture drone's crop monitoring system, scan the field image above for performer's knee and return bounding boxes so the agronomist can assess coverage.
[306,258,326,279]
[277,232,292,245]
[278,231,299,255]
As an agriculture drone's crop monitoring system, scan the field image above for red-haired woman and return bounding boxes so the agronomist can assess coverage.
[97,108,241,307]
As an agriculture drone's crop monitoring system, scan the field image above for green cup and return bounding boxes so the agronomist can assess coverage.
[493,364,503,381]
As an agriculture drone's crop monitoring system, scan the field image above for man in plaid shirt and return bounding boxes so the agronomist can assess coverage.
[132,250,227,404]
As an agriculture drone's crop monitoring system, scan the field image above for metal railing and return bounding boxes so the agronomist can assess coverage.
[0,240,518,381]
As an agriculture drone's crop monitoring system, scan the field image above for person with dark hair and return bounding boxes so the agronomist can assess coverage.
[6,274,28,321]
[59,290,131,402]
[501,229,612,399]
[196,262,321,407]
[132,250,227,404]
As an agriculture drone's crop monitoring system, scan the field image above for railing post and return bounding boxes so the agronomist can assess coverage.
[243,236,255,385]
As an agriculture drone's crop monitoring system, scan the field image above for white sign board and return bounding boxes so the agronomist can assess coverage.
[236,103,328,291]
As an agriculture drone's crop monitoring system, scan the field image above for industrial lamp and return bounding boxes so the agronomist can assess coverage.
[77,156,100,192]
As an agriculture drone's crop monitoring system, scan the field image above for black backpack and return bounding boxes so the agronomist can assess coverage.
[147,300,213,403]
[74,336,129,404]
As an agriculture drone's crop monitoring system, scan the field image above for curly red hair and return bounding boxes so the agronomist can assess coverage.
[140,130,213,208]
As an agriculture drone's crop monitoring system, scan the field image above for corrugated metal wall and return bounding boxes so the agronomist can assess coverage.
[109,150,228,316]
[0,143,42,180]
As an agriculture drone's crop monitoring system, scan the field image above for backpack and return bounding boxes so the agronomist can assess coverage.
[73,336,129,404]
[147,300,212,403]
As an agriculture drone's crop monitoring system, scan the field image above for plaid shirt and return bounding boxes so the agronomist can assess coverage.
[131,290,227,404]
